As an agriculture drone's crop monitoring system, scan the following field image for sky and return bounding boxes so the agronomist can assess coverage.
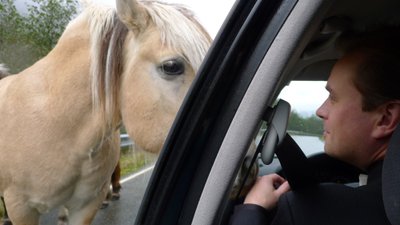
[94,0,236,38]
[279,81,328,116]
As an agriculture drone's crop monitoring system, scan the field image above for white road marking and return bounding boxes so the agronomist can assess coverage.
[120,165,155,184]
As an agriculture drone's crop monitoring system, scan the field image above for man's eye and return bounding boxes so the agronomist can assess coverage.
[328,94,336,102]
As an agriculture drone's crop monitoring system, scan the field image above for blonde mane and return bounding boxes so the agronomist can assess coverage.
[80,1,211,135]
[142,1,211,71]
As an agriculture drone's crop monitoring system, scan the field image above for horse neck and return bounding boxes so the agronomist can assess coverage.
[51,15,122,143]
[18,15,110,146]
[23,15,91,88]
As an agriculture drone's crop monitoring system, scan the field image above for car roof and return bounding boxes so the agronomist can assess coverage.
[290,0,400,82]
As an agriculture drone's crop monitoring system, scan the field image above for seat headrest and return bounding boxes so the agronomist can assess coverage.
[382,125,400,225]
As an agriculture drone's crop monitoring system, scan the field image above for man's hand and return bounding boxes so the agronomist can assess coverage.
[243,174,291,210]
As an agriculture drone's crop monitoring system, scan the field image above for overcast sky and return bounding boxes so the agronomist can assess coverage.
[279,81,328,116]
[94,0,236,38]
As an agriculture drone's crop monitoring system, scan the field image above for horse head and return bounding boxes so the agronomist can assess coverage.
[89,0,211,153]
[118,1,211,153]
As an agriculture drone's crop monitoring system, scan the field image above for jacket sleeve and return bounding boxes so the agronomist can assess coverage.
[229,204,274,225]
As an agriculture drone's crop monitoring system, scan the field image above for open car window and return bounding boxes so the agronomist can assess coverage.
[279,81,327,156]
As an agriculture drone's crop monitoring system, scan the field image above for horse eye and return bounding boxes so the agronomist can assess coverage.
[159,58,185,76]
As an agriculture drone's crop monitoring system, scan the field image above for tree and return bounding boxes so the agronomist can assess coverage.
[0,0,79,73]
[25,0,78,56]
[259,110,323,137]
[288,110,323,136]
[0,0,24,44]
[288,110,304,132]
[0,0,29,73]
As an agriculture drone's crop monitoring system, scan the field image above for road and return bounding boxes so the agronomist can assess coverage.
[39,166,154,225]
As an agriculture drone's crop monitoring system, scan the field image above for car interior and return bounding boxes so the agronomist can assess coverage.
[135,0,400,224]
[188,0,400,224]
[383,125,400,225]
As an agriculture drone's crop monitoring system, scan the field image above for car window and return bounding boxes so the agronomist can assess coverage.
[278,81,327,156]
[256,81,327,176]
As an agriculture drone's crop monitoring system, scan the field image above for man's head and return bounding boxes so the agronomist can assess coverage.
[316,28,400,170]
[344,29,400,111]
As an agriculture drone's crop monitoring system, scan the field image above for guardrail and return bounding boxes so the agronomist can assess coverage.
[120,133,133,147]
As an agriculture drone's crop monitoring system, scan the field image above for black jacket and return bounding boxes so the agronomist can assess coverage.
[229,161,390,225]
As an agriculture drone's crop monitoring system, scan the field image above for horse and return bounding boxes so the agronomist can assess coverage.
[101,131,121,209]
[0,0,211,224]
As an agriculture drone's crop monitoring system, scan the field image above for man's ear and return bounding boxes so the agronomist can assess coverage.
[372,101,400,139]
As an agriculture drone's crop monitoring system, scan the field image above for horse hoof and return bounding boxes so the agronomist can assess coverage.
[111,192,120,201]
[1,219,12,225]
[101,200,110,209]
[57,214,68,225]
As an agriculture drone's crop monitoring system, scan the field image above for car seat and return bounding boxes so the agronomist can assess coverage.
[382,124,400,225]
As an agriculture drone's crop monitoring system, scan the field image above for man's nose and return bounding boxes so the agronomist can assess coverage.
[316,100,327,119]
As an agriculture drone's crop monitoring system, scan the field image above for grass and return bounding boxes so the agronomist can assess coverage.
[119,145,157,177]
[0,202,3,218]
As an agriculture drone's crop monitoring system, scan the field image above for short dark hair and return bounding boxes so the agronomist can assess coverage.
[338,27,400,111]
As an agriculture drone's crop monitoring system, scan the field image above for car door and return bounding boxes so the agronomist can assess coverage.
[133,0,329,224]
[133,0,400,223]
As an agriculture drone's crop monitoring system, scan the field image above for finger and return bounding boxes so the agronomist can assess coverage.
[275,181,291,195]
[259,174,284,183]
[270,174,286,183]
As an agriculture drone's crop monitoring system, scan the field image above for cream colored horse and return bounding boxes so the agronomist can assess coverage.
[0,0,210,224]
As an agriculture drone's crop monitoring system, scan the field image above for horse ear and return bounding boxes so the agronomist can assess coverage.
[116,0,149,34]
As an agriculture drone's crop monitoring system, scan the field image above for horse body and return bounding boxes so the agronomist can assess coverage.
[0,1,211,224]
[0,11,117,224]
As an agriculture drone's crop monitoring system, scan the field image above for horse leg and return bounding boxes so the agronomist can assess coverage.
[67,185,108,225]
[57,206,68,225]
[111,161,122,200]
[1,197,12,225]
[3,193,39,225]
[101,161,122,209]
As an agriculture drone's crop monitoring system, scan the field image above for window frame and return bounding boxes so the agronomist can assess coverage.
[134,0,296,224]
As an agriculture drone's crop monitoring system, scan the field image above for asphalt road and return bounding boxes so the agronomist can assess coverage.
[39,166,154,225]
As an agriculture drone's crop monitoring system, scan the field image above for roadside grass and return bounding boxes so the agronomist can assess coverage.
[0,202,3,218]
[119,145,157,177]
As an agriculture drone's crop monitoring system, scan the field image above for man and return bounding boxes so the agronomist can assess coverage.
[230,28,400,224]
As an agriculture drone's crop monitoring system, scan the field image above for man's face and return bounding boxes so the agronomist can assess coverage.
[316,52,378,169]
